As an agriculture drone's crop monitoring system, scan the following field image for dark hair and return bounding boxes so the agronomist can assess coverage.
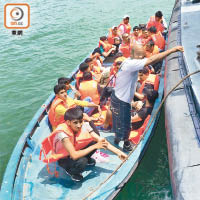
[79,62,89,72]
[100,36,107,41]
[133,26,139,31]
[148,26,157,33]
[116,61,122,66]
[114,52,124,59]
[84,58,93,63]
[54,84,66,94]
[58,77,70,85]
[92,47,101,55]
[139,24,147,29]
[146,40,155,47]
[155,11,163,18]
[142,27,147,32]
[146,90,158,105]
[139,67,149,74]
[83,71,92,80]
[64,107,83,121]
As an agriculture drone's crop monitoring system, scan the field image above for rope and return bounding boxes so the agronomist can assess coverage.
[82,69,200,200]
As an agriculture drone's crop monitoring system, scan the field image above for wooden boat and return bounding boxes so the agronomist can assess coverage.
[164,0,200,199]
[0,32,166,200]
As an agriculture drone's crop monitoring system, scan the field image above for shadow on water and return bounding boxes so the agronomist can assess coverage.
[115,106,172,200]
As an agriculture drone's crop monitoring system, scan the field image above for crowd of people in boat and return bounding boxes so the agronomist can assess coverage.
[40,11,184,182]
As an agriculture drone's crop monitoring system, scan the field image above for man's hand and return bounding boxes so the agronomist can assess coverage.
[83,113,92,121]
[135,101,143,111]
[95,139,108,149]
[171,46,184,53]
[118,151,128,161]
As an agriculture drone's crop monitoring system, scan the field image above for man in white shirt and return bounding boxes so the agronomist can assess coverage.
[111,44,184,151]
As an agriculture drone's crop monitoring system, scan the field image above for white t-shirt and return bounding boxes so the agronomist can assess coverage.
[53,122,93,153]
[114,58,147,104]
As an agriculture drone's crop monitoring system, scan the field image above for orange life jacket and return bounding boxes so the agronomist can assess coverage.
[107,28,120,44]
[48,97,67,128]
[118,22,131,34]
[138,74,160,94]
[98,40,112,52]
[139,36,151,46]
[145,45,159,58]
[130,34,142,46]
[129,115,150,144]
[119,43,131,58]
[79,80,100,105]
[76,70,97,89]
[150,32,165,50]
[39,122,94,164]
[146,16,165,33]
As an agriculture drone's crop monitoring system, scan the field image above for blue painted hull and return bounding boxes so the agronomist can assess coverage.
[0,47,165,200]
[164,0,200,199]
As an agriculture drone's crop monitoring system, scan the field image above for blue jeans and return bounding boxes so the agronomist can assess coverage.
[110,91,131,141]
[83,97,95,116]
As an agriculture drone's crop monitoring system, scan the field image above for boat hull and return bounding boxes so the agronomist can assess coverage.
[164,0,200,199]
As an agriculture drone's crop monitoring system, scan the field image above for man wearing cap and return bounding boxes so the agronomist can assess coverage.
[111,44,184,152]
[107,26,120,45]
[118,15,131,37]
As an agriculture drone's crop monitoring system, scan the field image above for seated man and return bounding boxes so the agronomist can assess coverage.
[79,72,102,106]
[145,40,159,58]
[107,26,120,45]
[76,62,100,90]
[139,27,150,46]
[58,77,81,99]
[85,57,105,76]
[46,107,127,182]
[131,90,158,130]
[99,36,117,57]
[130,26,142,46]
[136,67,159,95]
[119,33,131,58]
[145,40,162,73]
[148,26,165,51]
[48,84,100,130]
[110,37,121,56]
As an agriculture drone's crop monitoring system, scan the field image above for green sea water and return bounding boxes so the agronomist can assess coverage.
[0,0,174,199]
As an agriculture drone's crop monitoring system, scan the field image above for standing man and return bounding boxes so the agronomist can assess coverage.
[146,11,167,33]
[118,15,131,37]
[111,44,184,151]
